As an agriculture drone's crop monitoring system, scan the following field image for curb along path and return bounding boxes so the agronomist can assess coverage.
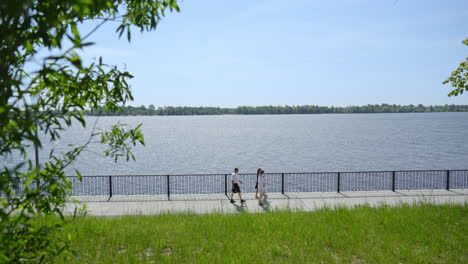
[65,190,468,216]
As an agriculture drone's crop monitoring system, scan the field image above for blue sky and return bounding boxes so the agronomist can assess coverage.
[80,0,468,107]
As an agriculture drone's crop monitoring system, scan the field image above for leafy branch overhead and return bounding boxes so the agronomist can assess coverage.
[443,38,468,96]
[100,123,145,162]
[0,0,179,263]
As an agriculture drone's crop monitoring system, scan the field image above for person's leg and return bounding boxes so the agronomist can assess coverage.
[258,192,264,205]
[237,186,245,203]
[235,184,243,201]
[255,188,258,199]
[231,184,240,202]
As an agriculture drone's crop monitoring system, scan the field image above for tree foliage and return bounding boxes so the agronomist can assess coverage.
[85,104,468,116]
[0,0,178,262]
[444,38,468,96]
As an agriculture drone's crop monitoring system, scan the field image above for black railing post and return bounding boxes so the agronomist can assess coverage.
[167,175,170,200]
[392,171,396,192]
[337,172,341,193]
[281,173,285,194]
[446,170,450,191]
[109,176,113,198]
[224,174,227,196]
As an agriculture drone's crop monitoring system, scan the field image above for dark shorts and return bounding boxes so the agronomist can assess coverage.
[255,182,258,189]
[232,183,241,193]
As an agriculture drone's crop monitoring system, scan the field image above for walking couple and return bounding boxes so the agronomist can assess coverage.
[230,168,268,206]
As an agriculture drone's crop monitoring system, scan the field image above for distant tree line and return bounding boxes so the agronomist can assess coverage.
[84,104,468,116]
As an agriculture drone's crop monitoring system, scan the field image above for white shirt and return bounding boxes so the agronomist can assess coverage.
[231,173,240,184]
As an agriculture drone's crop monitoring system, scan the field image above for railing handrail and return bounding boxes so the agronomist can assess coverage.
[6,169,468,200]
[71,169,468,178]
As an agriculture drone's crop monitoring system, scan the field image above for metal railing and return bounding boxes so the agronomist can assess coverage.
[63,169,468,200]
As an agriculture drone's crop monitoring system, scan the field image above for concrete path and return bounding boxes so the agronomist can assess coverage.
[65,189,468,216]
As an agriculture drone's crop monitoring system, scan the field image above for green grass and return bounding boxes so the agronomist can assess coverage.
[51,204,467,263]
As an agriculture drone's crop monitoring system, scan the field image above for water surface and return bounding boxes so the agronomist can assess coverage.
[3,112,468,175]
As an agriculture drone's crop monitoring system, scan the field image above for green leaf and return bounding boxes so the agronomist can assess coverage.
[75,169,83,181]
[69,54,82,69]
[70,22,81,46]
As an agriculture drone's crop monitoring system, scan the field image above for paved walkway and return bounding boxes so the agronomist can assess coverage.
[65,189,468,216]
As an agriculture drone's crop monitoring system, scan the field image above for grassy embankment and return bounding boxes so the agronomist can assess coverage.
[50,204,467,263]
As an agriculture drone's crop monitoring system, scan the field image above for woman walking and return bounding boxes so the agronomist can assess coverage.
[257,170,268,206]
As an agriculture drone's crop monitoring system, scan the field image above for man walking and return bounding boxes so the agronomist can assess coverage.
[230,168,246,204]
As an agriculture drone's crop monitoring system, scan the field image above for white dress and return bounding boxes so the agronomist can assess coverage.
[258,175,267,193]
